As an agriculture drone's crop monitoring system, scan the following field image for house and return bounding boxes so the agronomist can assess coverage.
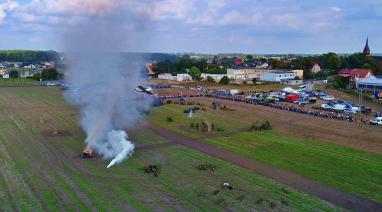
[255,62,269,69]
[233,58,243,66]
[292,69,304,79]
[310,63,321,73]
[260,70,296,82]
[146,63,158,78]
[356,77,382,93]
[338,69,374,82]
[227,66,267,79]
[158,73,192,82]
[0,69,7,76]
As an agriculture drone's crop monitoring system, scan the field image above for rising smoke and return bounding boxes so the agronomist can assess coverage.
[61,2,152,168]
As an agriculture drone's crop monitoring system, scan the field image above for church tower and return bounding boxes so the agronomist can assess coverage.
[363,37,370,56]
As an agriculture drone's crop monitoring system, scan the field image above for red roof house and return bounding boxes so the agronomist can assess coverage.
[233,58,243,66]
[338,69,374,82]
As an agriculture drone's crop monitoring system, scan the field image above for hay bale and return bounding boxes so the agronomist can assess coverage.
[199,121,211,132]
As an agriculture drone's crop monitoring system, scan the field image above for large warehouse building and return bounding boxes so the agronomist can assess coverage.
[356,77,382,92]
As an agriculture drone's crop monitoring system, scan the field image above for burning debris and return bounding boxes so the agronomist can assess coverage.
[82,147,94,158]
[144,165,161,177]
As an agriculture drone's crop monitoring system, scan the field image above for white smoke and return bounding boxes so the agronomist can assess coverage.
[106,130,134,168]
[60,2,152,168]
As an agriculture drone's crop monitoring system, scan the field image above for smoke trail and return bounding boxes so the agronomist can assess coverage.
[60,2,152,168]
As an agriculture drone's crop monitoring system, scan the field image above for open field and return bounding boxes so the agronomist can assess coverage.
[148,96,382,204]
[0,87,338,211]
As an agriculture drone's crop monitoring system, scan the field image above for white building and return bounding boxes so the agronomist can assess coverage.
[201,73,227,82]
[311,63,321,73]
[260,70,296,82]
[356,77,382,93]
[292,69,304,79]
[158,73,192,82]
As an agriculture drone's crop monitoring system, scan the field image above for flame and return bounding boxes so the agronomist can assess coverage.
[82,147,93,158]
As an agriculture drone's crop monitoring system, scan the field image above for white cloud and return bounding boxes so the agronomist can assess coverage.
[0,0,19,23]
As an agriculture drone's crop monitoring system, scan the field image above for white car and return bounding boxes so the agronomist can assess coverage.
[370,117,382,126]
[320,104,332,110]
[321,95,334,101]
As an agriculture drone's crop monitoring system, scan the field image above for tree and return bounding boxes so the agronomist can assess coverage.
[252,78,257,85]
[9,70,19,78]
[41,68,59,80]
[206,76,215,83]
[245,55,253,62]
[219,76,229,85]
[189,66,201,81]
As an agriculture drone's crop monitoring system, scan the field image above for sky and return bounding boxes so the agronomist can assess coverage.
[0,0,381,54]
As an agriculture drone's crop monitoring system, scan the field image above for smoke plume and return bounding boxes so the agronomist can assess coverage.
[61,2,152,168]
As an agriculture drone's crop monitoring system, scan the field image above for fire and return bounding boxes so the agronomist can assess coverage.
[82,147,93,158]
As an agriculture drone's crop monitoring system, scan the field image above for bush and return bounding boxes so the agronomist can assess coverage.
[166,100,172,104]
[207,76,215,83]
[166,117,173,122]
[250,120,272,131]
[216,128,224,132]
[190,123,195,128]
[219,76,229,85]
[211,123,215,130]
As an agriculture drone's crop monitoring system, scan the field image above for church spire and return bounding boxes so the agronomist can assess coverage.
[363,37,370,56]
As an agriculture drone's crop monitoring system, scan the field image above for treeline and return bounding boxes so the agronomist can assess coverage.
[156,56,227,75]
[0,50,59,62]
[271,52,382,78]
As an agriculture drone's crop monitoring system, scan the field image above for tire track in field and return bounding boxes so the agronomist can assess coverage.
[7,114,96,211]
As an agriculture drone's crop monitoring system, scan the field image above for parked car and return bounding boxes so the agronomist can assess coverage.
[370,117,382,126]
[320,104,332,110]
[293,100,309,106]
[361,106,372,114]
[321,95,334,101]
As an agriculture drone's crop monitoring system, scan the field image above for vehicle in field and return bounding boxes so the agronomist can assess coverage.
[320,103,332,110]
[286,94,300,103]
[370,117,382,126]
[321,95,334,101]
[196,86,205,91]
[308,96,317,103]
[344,104,361,113]
[293,100,309,106]
[361,106,372,114]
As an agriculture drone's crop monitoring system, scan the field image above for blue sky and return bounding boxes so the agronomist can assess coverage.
[0,0,381,54]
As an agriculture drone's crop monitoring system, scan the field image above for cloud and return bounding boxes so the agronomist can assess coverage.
[0,0,19,23]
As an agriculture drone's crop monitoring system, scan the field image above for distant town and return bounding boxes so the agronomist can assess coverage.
[147,38,382,92]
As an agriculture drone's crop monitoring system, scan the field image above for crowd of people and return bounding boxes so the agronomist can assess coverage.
[158,91,374,124]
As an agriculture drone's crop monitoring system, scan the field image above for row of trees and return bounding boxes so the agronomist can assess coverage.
[271,52,382,79]
[6,68,60,81]
[0,50,59,63]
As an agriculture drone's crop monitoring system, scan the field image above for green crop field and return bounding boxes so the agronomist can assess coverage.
[204,131,382,203]
[148,98,382,204]
[0,87,338,211]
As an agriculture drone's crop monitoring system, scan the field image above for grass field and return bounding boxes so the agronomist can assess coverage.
[0,87,337,211]
[148,98,382,204]
[204,131,382,203]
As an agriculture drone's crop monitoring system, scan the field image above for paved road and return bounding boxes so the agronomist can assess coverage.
[147,125,382,211]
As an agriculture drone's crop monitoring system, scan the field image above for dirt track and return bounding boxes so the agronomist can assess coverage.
[147,124,382,211]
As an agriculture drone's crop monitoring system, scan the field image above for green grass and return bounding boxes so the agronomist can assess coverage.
[204,131,382,203]
[0,87,339,211]
[148,103,248,138]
